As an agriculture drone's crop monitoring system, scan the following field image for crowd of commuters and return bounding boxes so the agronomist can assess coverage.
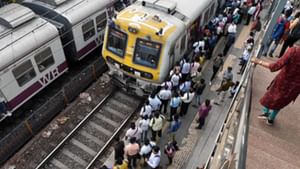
[105,0,267,168]
[102,0,300,168]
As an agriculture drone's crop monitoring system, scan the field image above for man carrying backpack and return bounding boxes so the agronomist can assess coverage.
[149,112,165,141]
[164,141,176,165]
[168,114,181,141]
[146,146,161,169]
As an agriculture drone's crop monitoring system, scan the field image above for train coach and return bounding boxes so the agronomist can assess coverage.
[0,3,67,119]
[23,0,114,61]
[0,0,121,121]
[102,0,219,96]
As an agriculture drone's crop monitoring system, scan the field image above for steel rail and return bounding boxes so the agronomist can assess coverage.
[85,95,142,169]
[34,89,115,169]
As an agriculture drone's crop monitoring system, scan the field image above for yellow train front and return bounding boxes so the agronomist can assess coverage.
[102,0,218,96]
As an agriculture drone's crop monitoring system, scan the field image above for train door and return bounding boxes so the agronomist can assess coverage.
[168,44,175,70]
[174,39,181,62]
[0,90,8,114]
[179,33,187,57]
[95,11,107,45]
[188,15,201,49]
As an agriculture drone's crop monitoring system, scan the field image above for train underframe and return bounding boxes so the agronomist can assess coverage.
[107,64,158,97]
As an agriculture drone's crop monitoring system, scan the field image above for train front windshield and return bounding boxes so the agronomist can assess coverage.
[133,38,161,68]
[106,27,127,57]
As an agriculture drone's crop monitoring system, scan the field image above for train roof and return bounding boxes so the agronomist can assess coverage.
[0,4,59,71]
[174,0,213,23]
[24,0,113,25]
[136,0,214,26]
[117,3,185,40]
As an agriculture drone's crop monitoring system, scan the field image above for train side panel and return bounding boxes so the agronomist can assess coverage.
[0,4,67,114]
[71,9,107,60]
[1,38,67,113]
[23,0,113,61]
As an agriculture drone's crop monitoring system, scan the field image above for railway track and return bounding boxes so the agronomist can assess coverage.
[35,89,141,169]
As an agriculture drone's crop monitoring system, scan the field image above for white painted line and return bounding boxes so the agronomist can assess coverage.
[104,107,125,119]
[62,149,88,167]
[79,130,104,146]
[70,138,97,156]
[114,92,136,104]
[50,158,71,169]
[110,99,131,111]
[94,113,119,127]
[89,121,112,136]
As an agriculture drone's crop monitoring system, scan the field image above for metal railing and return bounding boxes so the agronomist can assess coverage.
[201,0,286,167]
[202,38,263,169]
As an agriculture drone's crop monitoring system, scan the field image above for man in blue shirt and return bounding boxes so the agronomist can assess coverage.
[169,93,181,121]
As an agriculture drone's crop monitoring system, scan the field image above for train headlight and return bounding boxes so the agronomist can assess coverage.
[128,23,140,34]
[128,26,138,34]
[141,72,153,79]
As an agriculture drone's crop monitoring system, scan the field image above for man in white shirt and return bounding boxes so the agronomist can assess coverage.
[238,48,251,74]
[179,88,195,116]
[125,122,142,142]
[181,60,191,81]
[158,86,172,114]
[222,66,233,83]
[170,71,181,90]
[193,38,205,56]
[148,93,162,111]
[190,57,201,77]
[139,115,150,142]
[245,4,256,25]
[140,139,152,159]
[146,146,161,169]
[179,79,192,94]
[140,100,152,118]
[228,22,237,34]
[161,80,173,91]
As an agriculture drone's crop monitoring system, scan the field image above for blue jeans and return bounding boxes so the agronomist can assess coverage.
[196,94,201,105]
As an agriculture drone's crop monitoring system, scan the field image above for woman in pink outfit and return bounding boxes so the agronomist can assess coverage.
[196,99,212,129]
[251,40,300,125]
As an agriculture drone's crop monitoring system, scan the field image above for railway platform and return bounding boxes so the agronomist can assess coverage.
[165,23,253,169]
[101,2,300,169]
[103,9,261,169]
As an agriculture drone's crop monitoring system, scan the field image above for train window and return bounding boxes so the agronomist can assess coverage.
[106,27,127,58]
[82,20,95,41]
[34,47,55,72]
[12,60,36,87]
[180,35,186,54]
[133,38,162,68]
[96,13,107,32]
